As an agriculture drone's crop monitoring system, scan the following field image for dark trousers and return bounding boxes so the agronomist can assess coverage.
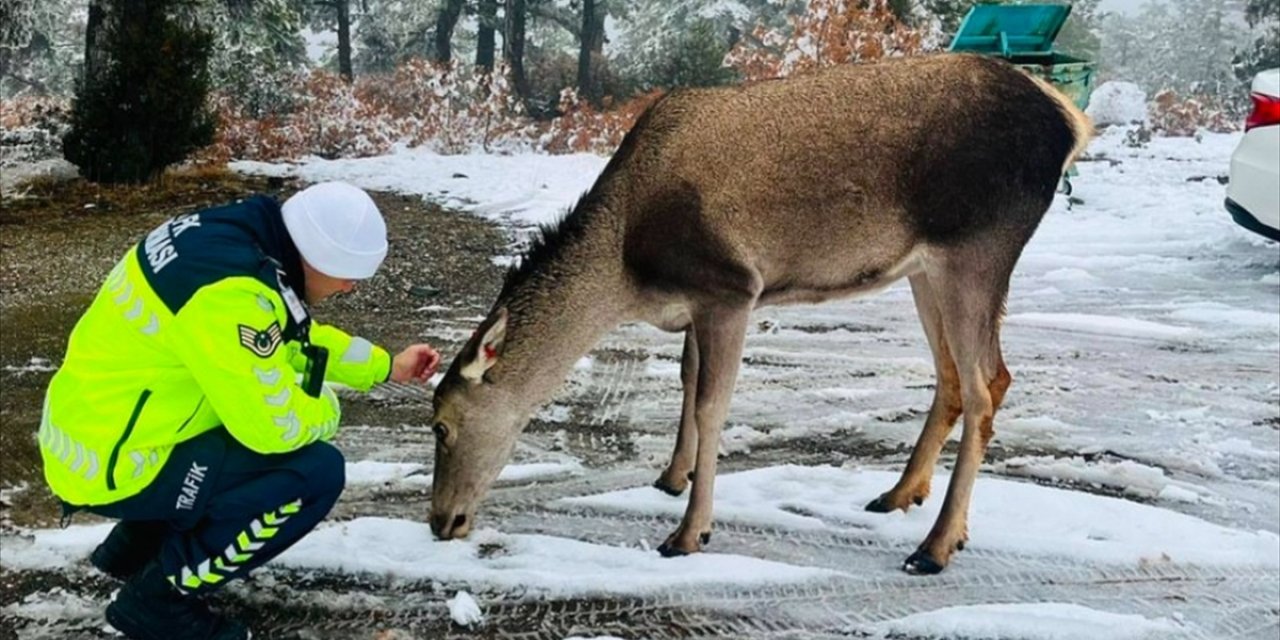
[83,428,345,593]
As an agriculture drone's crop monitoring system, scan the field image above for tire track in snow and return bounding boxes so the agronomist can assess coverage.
[9,565,1267,640]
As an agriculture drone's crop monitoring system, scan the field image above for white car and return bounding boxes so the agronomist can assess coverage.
[1226,68,1280,241]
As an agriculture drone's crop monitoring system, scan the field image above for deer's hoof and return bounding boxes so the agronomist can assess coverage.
[652,478,685,497]
[902,549,946,575]
[864,494,896,513]
[657,541,691,557]
[866,490,927,513]
[657,530,709,557]
[653,469,694,496]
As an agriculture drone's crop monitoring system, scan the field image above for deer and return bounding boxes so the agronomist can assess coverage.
[427,53,1092,574]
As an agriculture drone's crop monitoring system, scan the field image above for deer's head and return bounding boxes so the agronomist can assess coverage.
[429,307,521,540]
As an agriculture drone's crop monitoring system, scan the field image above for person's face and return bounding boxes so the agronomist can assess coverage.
[301,260,357,304]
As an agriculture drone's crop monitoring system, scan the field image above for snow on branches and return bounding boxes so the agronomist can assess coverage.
[200,59,668,162]
[539,88,665,154]
[202,60,531,162]
[725,0,925,81]
[1147,89,1239,137]
[0,96,70,167]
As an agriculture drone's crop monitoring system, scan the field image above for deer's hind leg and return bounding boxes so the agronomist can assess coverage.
[901,240,1018,575]
[866,273,963,513]
[654,328,700,496]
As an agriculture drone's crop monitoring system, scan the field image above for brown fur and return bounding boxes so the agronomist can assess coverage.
[429,53,1093,572]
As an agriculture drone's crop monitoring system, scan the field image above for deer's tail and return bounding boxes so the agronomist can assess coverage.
[1028,75,1096,174]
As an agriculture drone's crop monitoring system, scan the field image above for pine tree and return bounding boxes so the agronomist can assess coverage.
[1237,0,1279,82]
[1177,0,1242,100]
[611,0,782,92]
[62,0,215,183]
[353,0,443,73]
[655,20,740,89]
[200,0,307,116]
[1098,0,1249,115]
[1054,0,1101,60]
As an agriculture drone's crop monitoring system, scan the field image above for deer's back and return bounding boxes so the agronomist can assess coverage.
[614,54,1079,305]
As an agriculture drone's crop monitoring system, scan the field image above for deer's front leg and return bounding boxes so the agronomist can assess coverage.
[659,307,750,557]
[655,329,699,496]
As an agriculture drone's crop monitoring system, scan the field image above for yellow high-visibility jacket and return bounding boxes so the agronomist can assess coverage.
[40,196,391,506]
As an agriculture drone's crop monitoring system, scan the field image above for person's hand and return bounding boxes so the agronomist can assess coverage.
[390,344,441,384]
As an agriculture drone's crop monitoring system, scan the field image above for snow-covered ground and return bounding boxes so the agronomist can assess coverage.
[6,126,1278,639]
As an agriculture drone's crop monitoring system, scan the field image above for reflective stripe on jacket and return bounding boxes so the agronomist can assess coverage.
[41,196,390,506]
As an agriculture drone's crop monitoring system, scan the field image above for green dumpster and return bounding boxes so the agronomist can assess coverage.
[947,3,1095,112]
[949,3,1095,192]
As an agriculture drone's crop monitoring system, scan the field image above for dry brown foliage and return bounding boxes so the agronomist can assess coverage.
[725,0,925,82]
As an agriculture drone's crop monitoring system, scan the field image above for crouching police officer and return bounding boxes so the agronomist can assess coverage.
[39,182,440,639]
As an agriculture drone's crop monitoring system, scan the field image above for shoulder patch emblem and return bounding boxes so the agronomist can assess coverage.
[239,323,283,358]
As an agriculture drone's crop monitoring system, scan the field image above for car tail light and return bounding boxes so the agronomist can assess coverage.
[1245,92,1280,132]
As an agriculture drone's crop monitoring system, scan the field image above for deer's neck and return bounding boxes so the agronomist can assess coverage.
[496,214,629,411]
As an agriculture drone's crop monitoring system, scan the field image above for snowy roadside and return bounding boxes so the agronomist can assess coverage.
[5,124,1276,638]
[231,150,607,236]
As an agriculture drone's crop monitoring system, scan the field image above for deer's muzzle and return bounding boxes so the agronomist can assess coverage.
[430,511,471,540]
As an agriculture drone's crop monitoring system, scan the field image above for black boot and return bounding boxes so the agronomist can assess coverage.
[90,520,168,581]
[105,560,250,640]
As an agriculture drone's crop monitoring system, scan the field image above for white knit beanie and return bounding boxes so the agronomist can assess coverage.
[281,182,387,279]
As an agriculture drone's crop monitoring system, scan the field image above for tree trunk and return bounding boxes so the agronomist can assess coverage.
[887,0,915,24]
[84,0,108,82]
[434,0,466,63]
[504,0,529,101]
[577,0,606,106]
[476,0,498,70]
[337,0,353,80]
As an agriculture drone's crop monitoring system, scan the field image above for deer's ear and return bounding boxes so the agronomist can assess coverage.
[460,307,507,383]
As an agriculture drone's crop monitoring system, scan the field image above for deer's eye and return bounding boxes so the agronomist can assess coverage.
[433,423,449,441]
